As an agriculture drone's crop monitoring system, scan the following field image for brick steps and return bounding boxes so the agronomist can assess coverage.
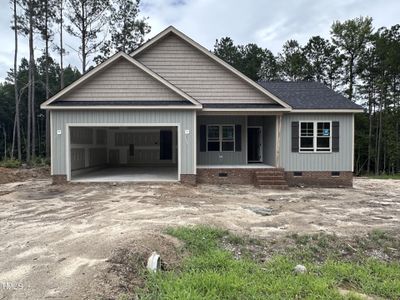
[255,169,288,190]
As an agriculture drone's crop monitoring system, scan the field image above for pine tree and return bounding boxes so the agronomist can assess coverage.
[18,0,43,161]
[66,0,110,73]
[95,0,150,63]
[331,16,373,101]
[10,0,22,160]
[278,40,311,81]
[303,36,343,88]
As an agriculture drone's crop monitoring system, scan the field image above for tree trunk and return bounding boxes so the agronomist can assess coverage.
[27,1,33,162]
[12,0,21,160]
[11,114,16,158]
[348,55,354,101]
[31,61,36,160]
[397,109,400,173]
[2,126,6,160]
[374,101,378,174]
[45,0,50,158]
[81,1,86,73]
[376,96,383,174]
[60,0,64,89]
[367,90,372,174]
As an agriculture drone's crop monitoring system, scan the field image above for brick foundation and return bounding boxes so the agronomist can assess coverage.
[52,175,68,185]
[180,174,197,186]
[196,168,258,185]
[285,171,353,187]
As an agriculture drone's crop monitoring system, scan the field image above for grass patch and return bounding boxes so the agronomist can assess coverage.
[30,156,50,167]
[136,226,400,299]
[366,173,400,180]
[0,158,22,168]
[0,157,50,168]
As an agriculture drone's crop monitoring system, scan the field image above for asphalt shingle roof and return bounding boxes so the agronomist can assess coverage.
[258,81,363,110]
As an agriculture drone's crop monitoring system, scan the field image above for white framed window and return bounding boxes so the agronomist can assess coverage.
[207,125,235,152]
[299,121,331,152]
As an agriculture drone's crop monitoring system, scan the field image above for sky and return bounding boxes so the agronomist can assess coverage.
[0,0,399,81]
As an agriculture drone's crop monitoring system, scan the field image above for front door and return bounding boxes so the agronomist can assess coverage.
[247,127,262,162]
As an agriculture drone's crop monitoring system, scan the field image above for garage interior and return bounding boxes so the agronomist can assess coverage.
[69,126,178,182]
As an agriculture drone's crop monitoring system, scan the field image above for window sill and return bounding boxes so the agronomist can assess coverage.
[298,151,333,154]
[206,151,236,153]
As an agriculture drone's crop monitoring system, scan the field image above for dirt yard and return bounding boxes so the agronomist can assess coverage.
[0,176,399,299]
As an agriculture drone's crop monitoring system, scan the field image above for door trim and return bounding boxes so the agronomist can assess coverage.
[247,126,263,163]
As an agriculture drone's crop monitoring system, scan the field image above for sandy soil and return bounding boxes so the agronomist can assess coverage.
[0,167,49,184]
[0,177,399,299]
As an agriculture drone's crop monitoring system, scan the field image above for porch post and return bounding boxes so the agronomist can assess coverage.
[275,114,282,167]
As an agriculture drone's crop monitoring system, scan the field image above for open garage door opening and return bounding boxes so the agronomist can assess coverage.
[68,126,179,182]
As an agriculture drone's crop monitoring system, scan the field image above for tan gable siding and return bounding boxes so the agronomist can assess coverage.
[136,34,274,104]
[62,58,185,101]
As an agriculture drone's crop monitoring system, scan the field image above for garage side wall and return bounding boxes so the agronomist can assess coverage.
[51,110,196,176]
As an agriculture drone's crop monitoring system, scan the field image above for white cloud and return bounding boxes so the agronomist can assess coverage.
[1,0,399,80]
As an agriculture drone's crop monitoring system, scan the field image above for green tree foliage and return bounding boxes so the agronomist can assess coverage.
[331,16,373,101]
[237,43,268,81]
[259,49,279,81]
[277,40,311,81]
[303,36,343,89]
[96,0,150,62]
[214,37,242,68]
[214,38,273,80]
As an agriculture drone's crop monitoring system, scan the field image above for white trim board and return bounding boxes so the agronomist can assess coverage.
[65,123,182,182]
[298,121,332,153]
[193,110,197,174]
[201,108,291,112]
[198,111,284,116]
[50,111,54,175]
[351,114,355,172]
[45,105,202,110]
[291,109,363,113]
[197,164,274,169]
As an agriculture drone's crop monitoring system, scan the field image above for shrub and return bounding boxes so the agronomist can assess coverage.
[0,158,22,168]
[30,156,50,167]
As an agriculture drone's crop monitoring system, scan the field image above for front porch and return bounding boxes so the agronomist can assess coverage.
[197,114,282,167]
[196,115,286,188]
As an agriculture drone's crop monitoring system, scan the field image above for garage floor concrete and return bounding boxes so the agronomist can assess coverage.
[72,166,178,182]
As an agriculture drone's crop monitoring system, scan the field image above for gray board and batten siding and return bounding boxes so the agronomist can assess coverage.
[197,115,247,165]
[280,113,354,172]
[197,113,354,172]
[197,115,277,166]
[51,110,196,177]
